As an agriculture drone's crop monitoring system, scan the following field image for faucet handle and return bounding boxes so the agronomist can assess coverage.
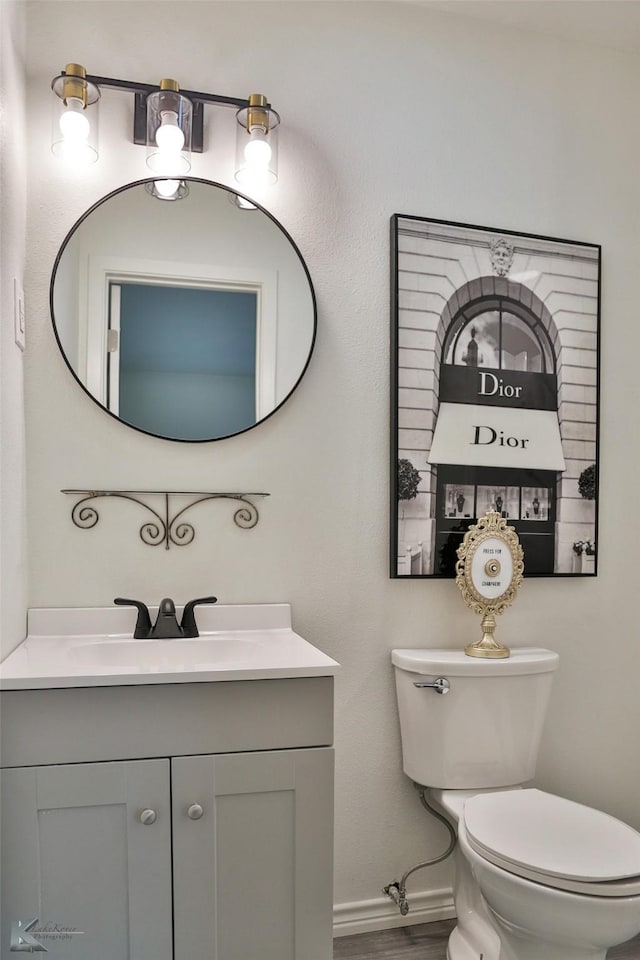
[180,596,218,638]
[114,598,152,639]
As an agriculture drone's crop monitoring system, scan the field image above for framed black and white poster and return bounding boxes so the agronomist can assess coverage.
[390,215,600,578]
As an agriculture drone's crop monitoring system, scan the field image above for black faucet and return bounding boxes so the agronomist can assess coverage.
[114,596,218,639]
[180,597,218,637]
[114,597,151,638]
[149,598,182,639]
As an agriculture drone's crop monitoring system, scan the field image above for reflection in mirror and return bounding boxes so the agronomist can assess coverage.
[51,178,316,441]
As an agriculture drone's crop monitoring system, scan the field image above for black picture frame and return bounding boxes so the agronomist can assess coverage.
[390,214,600,578]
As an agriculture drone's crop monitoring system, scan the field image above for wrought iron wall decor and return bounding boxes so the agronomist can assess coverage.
[62,490,269,549]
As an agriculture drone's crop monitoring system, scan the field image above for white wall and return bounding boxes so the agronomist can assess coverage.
[0,0,28,660]
[23,0,640,929]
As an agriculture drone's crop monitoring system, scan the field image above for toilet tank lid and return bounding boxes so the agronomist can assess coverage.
[391,647,559,676]
[464,789,640,882]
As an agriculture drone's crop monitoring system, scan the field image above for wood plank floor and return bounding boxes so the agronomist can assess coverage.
[333,920,640,959]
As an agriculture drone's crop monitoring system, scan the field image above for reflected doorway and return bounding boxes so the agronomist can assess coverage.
[108,282,258,440]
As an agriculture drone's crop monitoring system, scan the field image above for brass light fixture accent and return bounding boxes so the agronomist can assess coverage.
[455,510,524,659]
[58,62,89,106]
[246,93,269,132]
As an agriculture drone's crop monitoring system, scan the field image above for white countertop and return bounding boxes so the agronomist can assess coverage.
[0,604,339,690]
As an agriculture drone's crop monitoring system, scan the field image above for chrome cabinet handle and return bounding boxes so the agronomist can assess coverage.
[187,803,204,820]
[139,808,157,825]
[413,677,450,695]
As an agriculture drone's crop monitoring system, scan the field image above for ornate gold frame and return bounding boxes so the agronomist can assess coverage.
[455,510,524,658]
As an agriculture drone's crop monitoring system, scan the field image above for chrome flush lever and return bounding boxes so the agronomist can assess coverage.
[413,677,450,695]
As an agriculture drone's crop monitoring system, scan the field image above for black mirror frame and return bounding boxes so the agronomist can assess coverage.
[49,177,317,443]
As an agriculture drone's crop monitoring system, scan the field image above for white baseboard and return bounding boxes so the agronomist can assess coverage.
[333,886,456,938]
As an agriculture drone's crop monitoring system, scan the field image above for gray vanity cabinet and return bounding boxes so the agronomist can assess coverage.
[1,759,174,960]
[0,678,335,960]
[172,749,334,959]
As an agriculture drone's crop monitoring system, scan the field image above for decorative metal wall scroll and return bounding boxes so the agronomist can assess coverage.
[455,509,524,659]
[62,490,269,549]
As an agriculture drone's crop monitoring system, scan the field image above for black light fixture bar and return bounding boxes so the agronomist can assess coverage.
[65,71,266,154]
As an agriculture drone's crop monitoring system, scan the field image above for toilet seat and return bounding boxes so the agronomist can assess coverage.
[463,789,640,897]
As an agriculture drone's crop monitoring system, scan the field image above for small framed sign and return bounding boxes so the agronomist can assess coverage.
[455,510,524,658]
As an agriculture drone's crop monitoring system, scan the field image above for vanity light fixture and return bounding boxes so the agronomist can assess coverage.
[235,94,280,191]
[51,65,280,194]
[145,78,192,198]
[51,63,100,165]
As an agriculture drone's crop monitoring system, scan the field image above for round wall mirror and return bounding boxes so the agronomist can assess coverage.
[50,178,316,441]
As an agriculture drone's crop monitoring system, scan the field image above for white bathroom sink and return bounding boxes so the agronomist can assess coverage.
[0,604,339,689]
[71,634,271,669]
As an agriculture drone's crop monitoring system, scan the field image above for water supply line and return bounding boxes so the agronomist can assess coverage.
[383,784,457,916]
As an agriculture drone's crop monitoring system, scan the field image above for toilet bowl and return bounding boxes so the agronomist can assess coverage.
[391,648,640,960]
[458,788,640,960]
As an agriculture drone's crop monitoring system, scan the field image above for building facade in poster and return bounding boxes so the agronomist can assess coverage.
[392,216,600,578]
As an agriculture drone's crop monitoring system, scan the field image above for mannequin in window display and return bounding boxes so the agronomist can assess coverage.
[456,491,465,514]
[495,495,503,515]
[533,496,540,516]
[462,326,479,366]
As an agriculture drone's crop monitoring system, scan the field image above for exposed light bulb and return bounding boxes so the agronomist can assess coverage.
[244,127,271,168]
[146,84,191,177]
[56,96,96,164]
[147,111,188,177]
[153,179,181,199]
[236,128,272,190]
[234,96,278,188]
[59,97,90,141]
[155,111,185,153]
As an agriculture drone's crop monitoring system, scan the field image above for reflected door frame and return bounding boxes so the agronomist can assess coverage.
[82,256,278,420]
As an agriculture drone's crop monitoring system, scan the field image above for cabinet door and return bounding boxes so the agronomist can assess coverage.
[172,748,334,960]
[1,759,173,960]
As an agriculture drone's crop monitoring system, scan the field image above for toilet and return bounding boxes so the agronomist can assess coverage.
[392,647,640,960]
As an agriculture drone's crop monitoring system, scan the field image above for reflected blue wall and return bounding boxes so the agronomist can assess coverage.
[116,284,257,439]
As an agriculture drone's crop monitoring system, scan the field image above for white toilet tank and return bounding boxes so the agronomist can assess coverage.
[392,647,559,789]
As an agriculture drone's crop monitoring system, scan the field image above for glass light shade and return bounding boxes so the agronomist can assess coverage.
[230,192,258,211]
[235,96,280,190]
[51,66,100,165]
[144,179,190,201]
[146,83,192,177]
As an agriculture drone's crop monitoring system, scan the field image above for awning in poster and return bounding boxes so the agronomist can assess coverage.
[428,402,566,471]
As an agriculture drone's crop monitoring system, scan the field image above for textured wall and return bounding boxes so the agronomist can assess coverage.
[0,0,28,659]
[23,0,640,924]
